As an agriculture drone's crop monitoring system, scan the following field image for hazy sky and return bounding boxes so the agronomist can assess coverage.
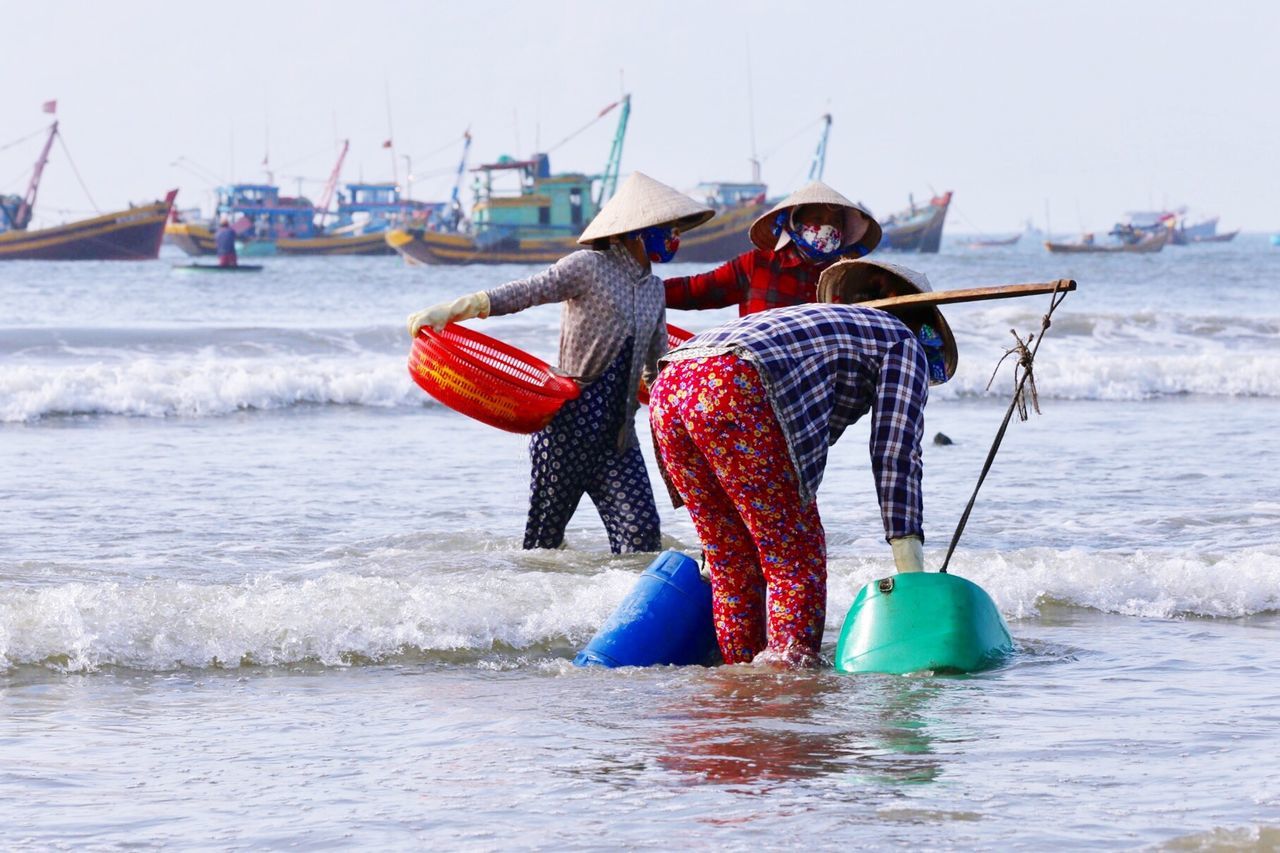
[3,0,1277,232]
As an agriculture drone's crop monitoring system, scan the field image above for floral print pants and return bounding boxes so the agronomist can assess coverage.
[649,354,826,665]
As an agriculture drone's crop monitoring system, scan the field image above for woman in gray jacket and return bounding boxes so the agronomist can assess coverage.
[407,173,713,553]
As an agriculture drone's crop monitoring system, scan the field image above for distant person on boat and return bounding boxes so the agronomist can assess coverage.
[215,217,238,268]
[406,173,714,554]
[664,181,881,316]
[648,258,955,667]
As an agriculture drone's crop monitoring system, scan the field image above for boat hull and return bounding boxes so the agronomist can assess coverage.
[880,191,952,253]
[965,234,1021,248]
[164,222,217,256]
[0,192,176,261]
[1045,229,1168,254]
[835,572,1013,675]
[1186,229,1239,244]
[674,202,766,263]
[386,227,581,265]
[276,231,396,256]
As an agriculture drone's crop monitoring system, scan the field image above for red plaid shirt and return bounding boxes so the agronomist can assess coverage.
[664,246,839,316]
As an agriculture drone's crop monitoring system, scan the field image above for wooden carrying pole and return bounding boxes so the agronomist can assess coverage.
[858,279,1076,311]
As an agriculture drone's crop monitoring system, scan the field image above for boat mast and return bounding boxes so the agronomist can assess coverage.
[808,113,832,182]
[746,44,760,183]
[448,130,472,224]
[595,94,631,207]
[314,139,349,228]
[14,121,58,231]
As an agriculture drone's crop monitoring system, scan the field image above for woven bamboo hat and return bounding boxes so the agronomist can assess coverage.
[748,180,882,254]
[817,258,957,383]
[577,172,715,245]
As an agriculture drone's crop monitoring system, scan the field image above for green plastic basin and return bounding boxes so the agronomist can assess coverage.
[834,572,1013,675]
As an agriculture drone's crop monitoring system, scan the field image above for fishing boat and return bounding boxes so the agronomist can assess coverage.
[385,97,631,265]
[878,191,953,253]
[964,233,1021,248]
[0,119,176,261]
[673,181,767,263]
[165,183,318,257]
[1171,214,1221,244]
[278,183,443,256]
[1121,208,1237,245]
[676,114,832,264]
[1045,227,1169,254]
[276,140,448,256]
[1183,228,1239,244]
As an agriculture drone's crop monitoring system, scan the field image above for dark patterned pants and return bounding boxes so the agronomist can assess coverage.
[524,343,662,554]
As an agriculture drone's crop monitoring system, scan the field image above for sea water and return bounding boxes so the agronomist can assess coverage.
[2,238,1278,848]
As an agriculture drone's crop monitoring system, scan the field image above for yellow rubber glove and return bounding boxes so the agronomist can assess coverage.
[890,536,925,573]
[406,291,490,337]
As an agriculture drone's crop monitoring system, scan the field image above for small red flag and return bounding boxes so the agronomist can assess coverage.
[382,139,393,149]
[42,99,57,114]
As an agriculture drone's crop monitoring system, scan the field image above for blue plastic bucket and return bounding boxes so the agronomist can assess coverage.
[574,550,718,668]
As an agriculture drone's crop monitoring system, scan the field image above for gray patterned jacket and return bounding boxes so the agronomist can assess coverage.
[485,244,667,450]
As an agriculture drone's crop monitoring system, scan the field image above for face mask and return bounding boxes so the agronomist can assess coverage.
[917,322,949,384]
[796,223,843,256]
[636,226,680,263]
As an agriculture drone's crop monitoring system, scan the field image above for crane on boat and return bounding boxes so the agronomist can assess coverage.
[808,113,832,182]
[595,94,631,207]
[446,130,472,229]
[0,121,58,232]
[313,139,349,229]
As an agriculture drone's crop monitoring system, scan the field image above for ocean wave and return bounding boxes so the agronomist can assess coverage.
[0,356,426,421]
[940,349,1280,400]
[3,546,1277,672]
[4,310,1280,422]
[5,349,1280,422]
[0,567,635,673]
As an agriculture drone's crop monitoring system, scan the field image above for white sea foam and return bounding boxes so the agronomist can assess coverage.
[828,545,1280,621]
[0,356,425,422]
[0,567,637,672]
[4,343,1280,422]
[938,350,1280,400]
[3,547,1277,672]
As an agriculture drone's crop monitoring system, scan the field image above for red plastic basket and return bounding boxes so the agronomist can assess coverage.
[638,324,696,406]
[409,323,581,434]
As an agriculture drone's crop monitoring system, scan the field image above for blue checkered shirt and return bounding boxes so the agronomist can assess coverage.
[660,304,929,541]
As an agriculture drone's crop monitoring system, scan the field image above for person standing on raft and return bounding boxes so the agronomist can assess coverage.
[648,258,957,667]
[663,181,880,315]
[215,216,238,268]
[406,173,714,554]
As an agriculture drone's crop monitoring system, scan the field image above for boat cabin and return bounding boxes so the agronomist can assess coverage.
[692,181,768,210]
[334,183,441,231]
[216,184,318,240]
[470,153,599,237]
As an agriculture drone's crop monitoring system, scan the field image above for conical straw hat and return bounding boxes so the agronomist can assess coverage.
[748,180,882,254]
[817,258,957,384]
[577,172,715,245]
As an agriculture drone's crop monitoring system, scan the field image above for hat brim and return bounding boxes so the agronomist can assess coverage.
[576,172,716,245]
[817,261,957,384]
[753,203,882,255]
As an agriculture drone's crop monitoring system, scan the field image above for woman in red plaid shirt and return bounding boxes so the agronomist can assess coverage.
[664,181,882,316]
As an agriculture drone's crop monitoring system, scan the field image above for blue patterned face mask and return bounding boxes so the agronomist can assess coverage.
[772,210,868,261]
[917,322,949,383]
[635,225,680,263]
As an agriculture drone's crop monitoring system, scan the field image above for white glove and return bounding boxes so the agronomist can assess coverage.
[890,536,925,573]
[406,291,490,337]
